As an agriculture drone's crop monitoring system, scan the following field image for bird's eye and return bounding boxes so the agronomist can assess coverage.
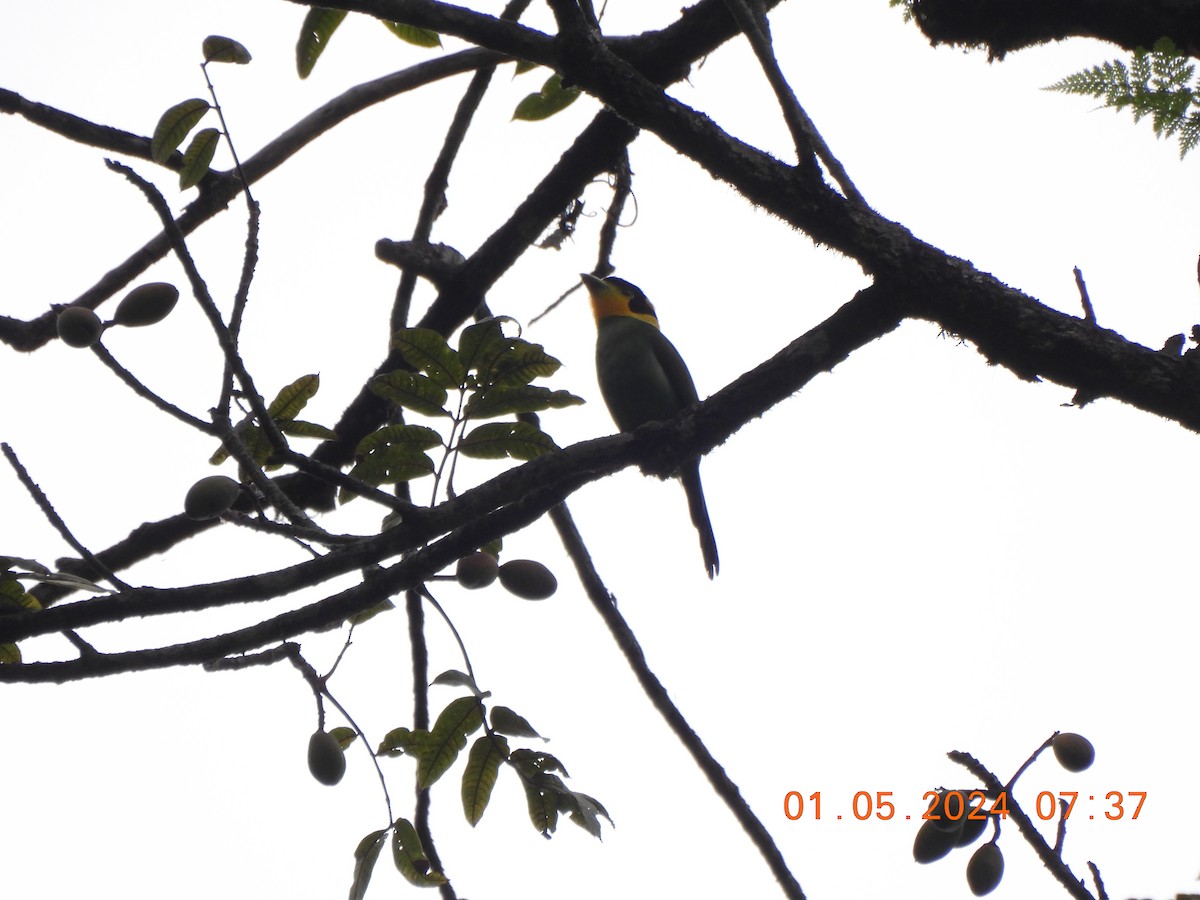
[628,292,656,317]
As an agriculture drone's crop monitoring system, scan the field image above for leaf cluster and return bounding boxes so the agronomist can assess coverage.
[210,374,337,470]
[378,675,610,837]
[351,677,607,897]
[295,8,440,79]
[1046,38,1200,157]
[149,36,251,188]
[348,319,583,500]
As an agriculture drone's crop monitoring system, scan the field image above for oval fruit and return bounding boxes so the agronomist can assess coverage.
[184,474,241,520]
[966,842,1004,896]
[113,282,179,327]
[927,789,971,831]
[1052,732,1095,772]
[456,551,499,589]
[56,306,103,348]
[307,730,346,786]
[912,818,958,864]
[956,804,989,847]
[498,559,557,600]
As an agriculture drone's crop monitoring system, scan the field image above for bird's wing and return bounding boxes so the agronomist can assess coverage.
[649,330,701,408]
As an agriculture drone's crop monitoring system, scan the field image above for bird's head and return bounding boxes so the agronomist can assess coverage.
[580,273,660,329]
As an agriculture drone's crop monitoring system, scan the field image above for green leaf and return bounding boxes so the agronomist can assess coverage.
[278,419,337,440]
[418,696,484,789]
[370,370,451,417]
[391,328,466,389]
[392,818,447,886]
[202,35,252,64]
[513,59,538,75]
[459,421,560,460]
[327,726,358,750]
[513,73,580,122]
[490,706,542,739]
[209,422,271,466]
[377,725,431,758]
[346,445,435,492]
[465,385,584,420]
[296,8,346,78]
[457,319,512,377]
[348,596,395,626]
[0,643,20,664]
[381,20,441,48]
[0,578,42,612]
[522,773,561,835]
[430,669,479,691]
[268,374,320,420]
[510,748,568,778]
[462,734,509,825]
[150,98,210,163]
[347,829,387,900]
[563,790,613,838]
[179,127,220,189]
[487,340,566,386]
[357,423,443,455]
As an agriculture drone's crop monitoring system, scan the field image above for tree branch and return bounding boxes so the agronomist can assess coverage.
[550,502,806,900]
[0,50,501,352]
[906,0,1200,60]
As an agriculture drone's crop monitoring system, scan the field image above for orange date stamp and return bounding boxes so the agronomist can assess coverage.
[782,789,1146,822]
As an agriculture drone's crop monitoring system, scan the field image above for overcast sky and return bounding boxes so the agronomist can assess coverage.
[2,2,1199,899]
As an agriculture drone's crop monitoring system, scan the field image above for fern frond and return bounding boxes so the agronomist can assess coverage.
[1046,37,1200,157]
[1179,112,1200,158]
[1046,59,1132,106]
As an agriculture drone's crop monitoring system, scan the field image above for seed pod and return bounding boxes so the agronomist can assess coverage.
[956,805,990,847]
[113,282,180,327]
[56,306,103,348]
[456,552,499,590]
[966,842,1004,895]
[498,559,557,600]
[307,730,346,786]
[184,475,241,520]
[1052,732,1095,772]
[927,789,971,832]
[913,817,958,864]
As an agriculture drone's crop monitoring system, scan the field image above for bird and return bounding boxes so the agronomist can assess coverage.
[580,272,719,578]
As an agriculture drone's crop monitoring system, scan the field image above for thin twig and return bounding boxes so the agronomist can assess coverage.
[104,161,318,529]
[420,586,477,687]
[1074,266,1097,325]
[90,342,214,432]
[548,501,806,900]
[1086,861,1108,900]
[950,749,1096,900]
[1,443,132,592]
[224,200,261,414]
[201,60,254,203]
[722,0,866,204]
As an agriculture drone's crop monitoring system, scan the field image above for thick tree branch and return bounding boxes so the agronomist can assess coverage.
[10,0,782,593]
[907,0,1200,60]
[17,0,1200,621]
[1,283,903,652]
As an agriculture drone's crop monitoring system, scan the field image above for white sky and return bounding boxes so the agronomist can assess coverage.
[2,2,1199,899]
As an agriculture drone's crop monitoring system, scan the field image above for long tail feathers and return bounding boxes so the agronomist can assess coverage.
[681,461,719,579]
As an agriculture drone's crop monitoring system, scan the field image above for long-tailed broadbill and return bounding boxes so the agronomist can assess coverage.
[581,272,719,579]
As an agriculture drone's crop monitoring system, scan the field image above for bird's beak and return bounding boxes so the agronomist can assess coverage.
[580,273,606,296]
